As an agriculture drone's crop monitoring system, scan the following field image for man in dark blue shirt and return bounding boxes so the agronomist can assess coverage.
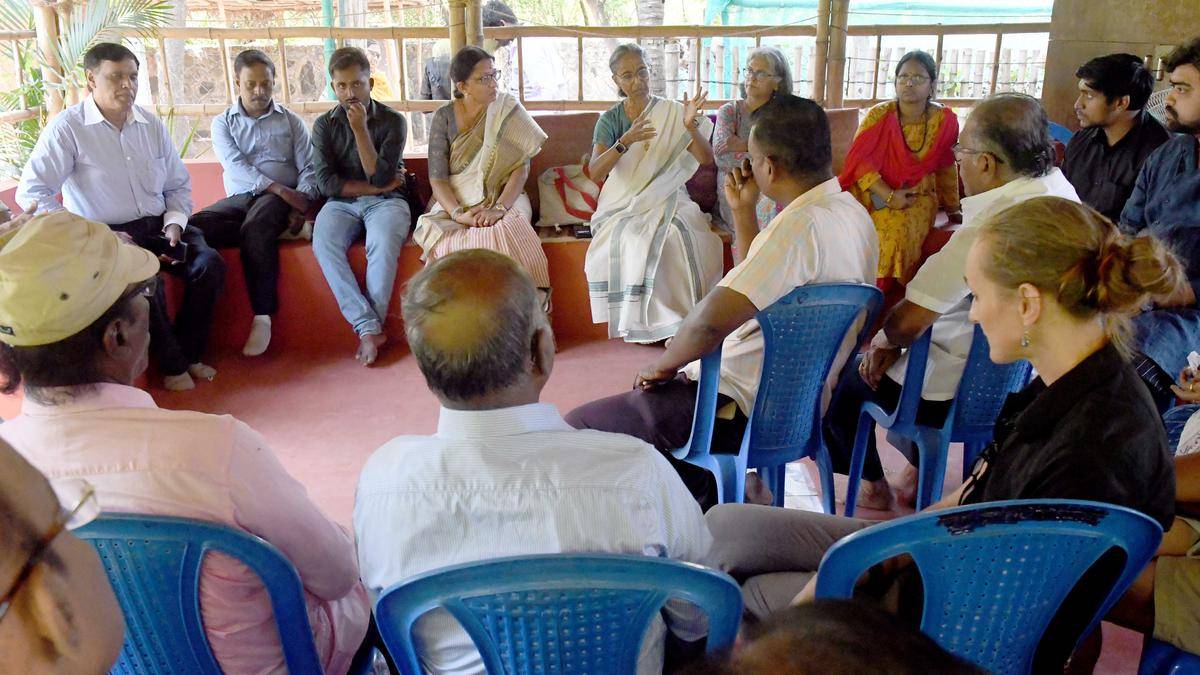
[1062,54,1167,223]
[1121,36,1200,406]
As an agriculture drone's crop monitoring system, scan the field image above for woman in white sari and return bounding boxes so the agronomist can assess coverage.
[585,43,723,343]
[415,46,550,293]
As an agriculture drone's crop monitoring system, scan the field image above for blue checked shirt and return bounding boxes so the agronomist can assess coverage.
[17,97,192,229]
[212,99,318,199]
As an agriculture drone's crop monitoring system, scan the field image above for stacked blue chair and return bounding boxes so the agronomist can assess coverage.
[1139,637,1200,674]
[373,553,743,675]
[75,514,324,675]
[815,499,1164,675]
[843,323,1032,516]
[674,283,883,510]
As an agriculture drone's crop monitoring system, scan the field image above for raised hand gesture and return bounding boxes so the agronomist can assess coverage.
[683,89,709,130]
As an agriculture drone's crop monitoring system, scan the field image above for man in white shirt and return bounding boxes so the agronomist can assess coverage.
[353,249,712,675]
[831,93,1082,510]
[566,95,879,508]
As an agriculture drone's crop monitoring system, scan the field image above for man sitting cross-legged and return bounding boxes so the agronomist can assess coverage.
[565,94,879,509]
[189,49,320,357]
[0,212,370,674]
[354,249,712,674]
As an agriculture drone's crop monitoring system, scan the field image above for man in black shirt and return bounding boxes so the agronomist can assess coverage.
[311,47,409,366]
[1062,53,1168,223]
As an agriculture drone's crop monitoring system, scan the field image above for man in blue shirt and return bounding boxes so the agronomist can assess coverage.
[311,47,410,367]
[189,50,318,357]
[1121,36,1200,407]
[16,42,225,392]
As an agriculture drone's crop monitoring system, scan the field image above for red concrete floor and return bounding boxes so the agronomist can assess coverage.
[1,335,1142,673]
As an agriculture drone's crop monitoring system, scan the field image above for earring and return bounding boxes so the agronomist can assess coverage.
[1020,331,1031,348]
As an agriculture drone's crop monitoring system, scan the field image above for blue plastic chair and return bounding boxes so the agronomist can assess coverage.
[373,553,743,675]
[1139,637,1200,674]
[843,323,1032,516]
[1048,121,1075,145]
[676,283,883,510]
[669,344,732,501]
[75,514,324,675]
[815,499,1163,675]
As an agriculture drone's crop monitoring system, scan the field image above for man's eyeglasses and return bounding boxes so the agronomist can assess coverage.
[121,278,157,303]
[742,67,780,83]
[616,67,653,84]
[952,143,1005,164]
[472,70,502,85]
[0,479,100,624]
[895,74,930,86]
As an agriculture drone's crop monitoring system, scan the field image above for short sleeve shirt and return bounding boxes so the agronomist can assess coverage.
[886,168,1080,400]
[681,178,879,414]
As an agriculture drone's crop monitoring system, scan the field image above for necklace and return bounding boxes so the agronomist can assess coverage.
[901,107,929,154]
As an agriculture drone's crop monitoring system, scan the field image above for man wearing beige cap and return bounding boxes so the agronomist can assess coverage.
[0,212,371,674]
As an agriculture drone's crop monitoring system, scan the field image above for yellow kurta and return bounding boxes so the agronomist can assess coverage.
[848,101,960,283]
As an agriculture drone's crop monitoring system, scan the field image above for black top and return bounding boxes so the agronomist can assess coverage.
[961,342,1175,530]
[1062,110,1169,224]
[311,99,408,200]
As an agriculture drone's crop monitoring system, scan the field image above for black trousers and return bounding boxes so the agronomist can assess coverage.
[188,192,291,316]
[564,375,749,512]
[822,354,953,482]
[110,216,226,375]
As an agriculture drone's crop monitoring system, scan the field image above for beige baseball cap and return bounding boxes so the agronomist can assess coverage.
[0,211,159,346]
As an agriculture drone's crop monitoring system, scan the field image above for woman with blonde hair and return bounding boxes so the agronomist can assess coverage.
[705,196,1181,671]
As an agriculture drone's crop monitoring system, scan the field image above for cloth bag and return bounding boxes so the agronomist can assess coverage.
[535,162,601,226]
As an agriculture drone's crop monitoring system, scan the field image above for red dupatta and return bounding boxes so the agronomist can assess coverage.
[838,104,959,191]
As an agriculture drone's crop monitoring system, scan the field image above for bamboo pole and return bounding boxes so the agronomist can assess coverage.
[32,1,63,117]
[276,36,291,104]
[516,36,525,103]
[826,0,849,108]
[12,39,25,109]
[577,35,584,101]
[812,0,830,104]
[157,37,175,109]
[465,0,483,48]
[870,36,882,101]
[447,0,467,56]
[989,33,1003,96]
[219,38,234,104]
[393,37,405,100]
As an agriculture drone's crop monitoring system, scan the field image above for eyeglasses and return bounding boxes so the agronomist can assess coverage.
[742,67,780,82]
[616,66,653,84]
[0,478,100,624]
[121,277,157,302]
[895,74,930,86]
[471,70,502,85]
[952,143,1005,164]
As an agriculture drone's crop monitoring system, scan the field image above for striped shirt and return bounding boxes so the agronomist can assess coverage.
[353,402,712,675]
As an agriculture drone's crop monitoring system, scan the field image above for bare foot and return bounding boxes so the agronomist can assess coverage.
[893,463,919,508]
[744,471,774,506]
[356,332,387,366]
[856,478,895,511]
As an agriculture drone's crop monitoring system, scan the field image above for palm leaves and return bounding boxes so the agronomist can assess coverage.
[0,0,174,177]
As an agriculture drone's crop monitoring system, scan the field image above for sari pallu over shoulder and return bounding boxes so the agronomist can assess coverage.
[584,97,723,343]
[838,102,958,192]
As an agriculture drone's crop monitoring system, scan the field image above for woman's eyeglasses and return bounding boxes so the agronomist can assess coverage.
[0,478,100,624]
[616,67,653,84]
[895,74,930,86]
[742,67,780,83]
[471,70,502,85]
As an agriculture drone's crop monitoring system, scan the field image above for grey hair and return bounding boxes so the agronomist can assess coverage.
[401,249,542,402]
[968,92,1055,178]
[739,46,793,98]
[609,43,645,98]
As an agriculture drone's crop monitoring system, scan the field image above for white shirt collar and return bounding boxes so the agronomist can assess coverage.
[435,402,573,439]
[773,177,843,219]
[232,98,284,119]
[82,96,148,127]
[960,168,1076,226]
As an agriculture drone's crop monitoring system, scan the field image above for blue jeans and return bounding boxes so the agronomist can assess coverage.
[313,196,411,336]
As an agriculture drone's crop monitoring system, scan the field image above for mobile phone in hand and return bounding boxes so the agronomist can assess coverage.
[153,235,190,264]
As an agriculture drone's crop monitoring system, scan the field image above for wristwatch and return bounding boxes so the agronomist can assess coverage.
[614,141,628,154]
